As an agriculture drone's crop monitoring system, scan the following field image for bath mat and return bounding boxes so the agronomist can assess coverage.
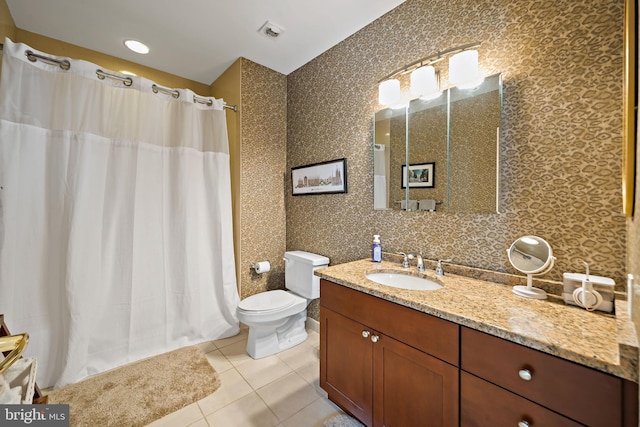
[324,413,365,427]
[47,346,220,427]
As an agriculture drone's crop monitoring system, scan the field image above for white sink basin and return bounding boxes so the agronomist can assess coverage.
[365,272,443,290]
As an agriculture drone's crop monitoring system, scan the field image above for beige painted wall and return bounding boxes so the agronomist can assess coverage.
[210,59,242,287]
[286,0,627,320]
[0,0,15,42]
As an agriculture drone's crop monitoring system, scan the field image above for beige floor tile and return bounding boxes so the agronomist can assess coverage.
[296,360,321,390]
[235,354,294,390]
[213,328,248,349]
[148,327,339,427]
[195,340,217,353]
[198,369,253,416]
[280,397,345,427]
[218,339,253,367]
[146,402,204,427]
[306,330,320,348]
[187,419,210,427]
[277,341,318,372]
[205,349,234,373]
[206,392,279,427]
[256,372,322,421]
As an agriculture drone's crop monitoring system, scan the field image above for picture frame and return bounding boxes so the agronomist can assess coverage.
[292,158,347,195]
[401,162,435,188]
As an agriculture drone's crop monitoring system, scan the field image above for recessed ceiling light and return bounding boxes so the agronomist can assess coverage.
[124,40,149,54]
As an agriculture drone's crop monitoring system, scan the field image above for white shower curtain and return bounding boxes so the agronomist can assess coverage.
[0,39,240,388]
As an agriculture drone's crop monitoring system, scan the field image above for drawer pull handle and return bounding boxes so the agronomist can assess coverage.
[518,421,530,427]
[518,369,532,381]
[362,331,370,338]
[371,335,379,343]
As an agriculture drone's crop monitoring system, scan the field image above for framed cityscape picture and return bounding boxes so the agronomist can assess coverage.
[292,158,347,195]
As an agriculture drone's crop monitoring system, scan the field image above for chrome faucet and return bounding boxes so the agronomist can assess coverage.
[435,259,452,277]
[408,252,424,272]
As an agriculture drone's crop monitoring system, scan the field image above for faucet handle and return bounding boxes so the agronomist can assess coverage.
[397,252,410,268]
[435,259,452,276]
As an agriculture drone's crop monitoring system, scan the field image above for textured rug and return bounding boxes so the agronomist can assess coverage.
[324,414,365,427]
[47,346,220,427]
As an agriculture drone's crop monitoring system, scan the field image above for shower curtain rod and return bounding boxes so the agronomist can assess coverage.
[0,43,238,112]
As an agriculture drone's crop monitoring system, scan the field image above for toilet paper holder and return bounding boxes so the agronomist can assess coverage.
[250,261,271,274]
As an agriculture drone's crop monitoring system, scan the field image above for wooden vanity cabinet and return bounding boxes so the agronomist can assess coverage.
[320,279,459,427]
[320,279,638,427]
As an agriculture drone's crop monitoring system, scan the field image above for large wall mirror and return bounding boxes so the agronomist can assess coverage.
[374,73,503,213]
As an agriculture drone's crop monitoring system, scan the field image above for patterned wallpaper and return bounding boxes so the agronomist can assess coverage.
[239,59,288,299]
[286,0,626,319]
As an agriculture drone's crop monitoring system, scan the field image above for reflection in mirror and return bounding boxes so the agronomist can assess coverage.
[449,74,502,213]
[374,107,406,210]
[407,92,448,211]
[508,235,555,300]
[373,73,502,213]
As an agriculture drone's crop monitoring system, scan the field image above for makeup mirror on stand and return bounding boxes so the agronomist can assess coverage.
[507,236,555,300]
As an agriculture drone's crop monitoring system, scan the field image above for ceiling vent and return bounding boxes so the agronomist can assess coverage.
[258,21,285,40]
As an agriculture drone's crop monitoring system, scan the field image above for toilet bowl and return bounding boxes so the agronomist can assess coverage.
[237,290,309,359]
[236,251,329,359]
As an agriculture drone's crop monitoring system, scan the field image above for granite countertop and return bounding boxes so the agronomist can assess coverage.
[314,258,639,382]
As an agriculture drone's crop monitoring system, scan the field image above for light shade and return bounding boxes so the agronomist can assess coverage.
[449,50,483,89]
[378,79,400,105]
[410,65,441,99]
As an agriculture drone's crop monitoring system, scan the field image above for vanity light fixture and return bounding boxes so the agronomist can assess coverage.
[449,50,483,89]
[378,78,401,105]
[378,42,483,107]
[124,39,149,54]
[410,65,441,100]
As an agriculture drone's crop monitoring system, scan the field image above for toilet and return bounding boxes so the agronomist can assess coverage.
[237,250,329,359]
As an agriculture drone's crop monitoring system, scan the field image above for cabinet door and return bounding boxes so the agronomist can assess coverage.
[373,332,459,427]
[320,307,373,426]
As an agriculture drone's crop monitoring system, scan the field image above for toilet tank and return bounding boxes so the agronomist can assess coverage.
[284,251,330,299]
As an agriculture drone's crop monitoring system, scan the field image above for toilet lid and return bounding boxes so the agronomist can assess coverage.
[238,290,300,312]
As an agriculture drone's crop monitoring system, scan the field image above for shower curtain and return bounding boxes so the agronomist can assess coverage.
[0,39,240,388]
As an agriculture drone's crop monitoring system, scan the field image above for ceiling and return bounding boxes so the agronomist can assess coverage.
[6,0,406,85]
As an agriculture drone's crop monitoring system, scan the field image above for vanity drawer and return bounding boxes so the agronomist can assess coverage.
[461,371,581,427]
[461,327,622,427]
[320,279,459,365]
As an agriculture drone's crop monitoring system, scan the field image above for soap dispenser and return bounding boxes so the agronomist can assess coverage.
[372,235,382,263]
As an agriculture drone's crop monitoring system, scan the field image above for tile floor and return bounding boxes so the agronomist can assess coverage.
[147,327,348,427]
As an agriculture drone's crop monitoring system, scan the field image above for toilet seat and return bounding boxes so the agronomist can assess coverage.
[238,290,303,313]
